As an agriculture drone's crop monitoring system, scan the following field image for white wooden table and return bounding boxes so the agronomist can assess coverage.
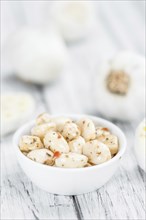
[1,1,145,219]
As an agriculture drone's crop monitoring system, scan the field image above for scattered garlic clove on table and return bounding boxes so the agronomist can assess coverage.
[134,119,146,172]
[1,92,35,137]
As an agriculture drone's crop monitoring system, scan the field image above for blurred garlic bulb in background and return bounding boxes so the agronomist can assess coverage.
[95,51,145,121]
[53,1,96,42]
[1,93,35,137]
[5,27,68,84]
[134,119,146,172]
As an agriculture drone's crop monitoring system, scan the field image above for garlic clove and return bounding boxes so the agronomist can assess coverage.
[97,134,119,155]
[134,119,146,172]
[69,136,85,154]
[31,122,56,140]
[83,140,111,165]
[27,149,54,164]
[44,131,69,153]
[77,118,96,141]
[55,152,88,168]
[19,135,43,152]
[36,112,51,125]
[51,116,72,132]
[62,122,80,141]
[1,92,35,137]
[95,127,110,138]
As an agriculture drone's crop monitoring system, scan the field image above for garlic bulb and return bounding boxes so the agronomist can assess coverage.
[53,1,96,42]
[1,92,35,137]
[95,51,145,121]
[134,119,146,172]
[5,27,68,84]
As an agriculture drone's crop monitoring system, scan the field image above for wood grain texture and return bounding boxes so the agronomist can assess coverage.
[1,1,145,219]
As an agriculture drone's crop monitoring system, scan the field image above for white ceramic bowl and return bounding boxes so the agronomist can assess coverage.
[13,115,126,195]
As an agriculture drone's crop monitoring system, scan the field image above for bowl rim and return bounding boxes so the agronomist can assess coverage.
[13,114,127,172]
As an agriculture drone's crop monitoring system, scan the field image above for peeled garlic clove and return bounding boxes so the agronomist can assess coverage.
[44,131,69,153]
[55,152,88,168]
[134,119,146,172]
[97,134,119,155]
[69,136,85,154]
[53,1,96,42]
[27,149,54,164]
[1,92,35,137]
[19,135,43,152]
[77,118,96,141]
[31,122,56,139]
[36,112,51,125]
[52,116,72,132]
[83,140,111,165]
[95,51,145,121]
[95,127,110,138]
[5,27,68,84]
[62,122,80,141]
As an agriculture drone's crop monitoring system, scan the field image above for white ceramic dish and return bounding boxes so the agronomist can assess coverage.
[13,115,127,195]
